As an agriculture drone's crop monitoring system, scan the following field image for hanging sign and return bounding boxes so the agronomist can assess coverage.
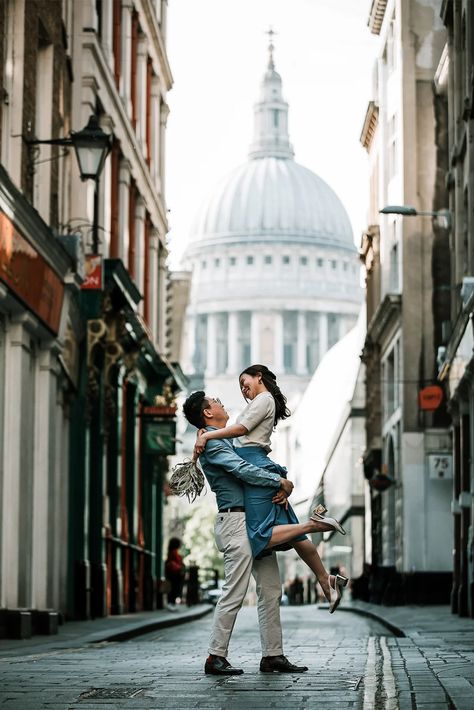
[418,385,443,411]
[144,419,177,455]
[81,254,102,290]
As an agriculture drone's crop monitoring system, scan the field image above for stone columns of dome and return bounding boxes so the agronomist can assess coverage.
[206,313,218,377]
[227,311,239,374]
[120,0,133,117]
[296,311,307,375]
[273,312,284,374]
[319,312,328,361]
[250,312,260,364]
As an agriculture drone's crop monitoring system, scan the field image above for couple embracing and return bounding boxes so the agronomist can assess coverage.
[182,364,348,676]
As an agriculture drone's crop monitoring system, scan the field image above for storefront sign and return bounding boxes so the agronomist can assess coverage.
[144,419,177,455]
[0,212,64,333]
[81,254,103,290]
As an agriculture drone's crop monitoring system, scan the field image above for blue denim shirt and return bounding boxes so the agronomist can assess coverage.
[198,427,281,510]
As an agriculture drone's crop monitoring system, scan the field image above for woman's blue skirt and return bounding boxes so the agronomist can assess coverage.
[234,446,307,558]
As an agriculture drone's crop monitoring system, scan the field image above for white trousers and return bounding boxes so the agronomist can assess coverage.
[208,511,283,658]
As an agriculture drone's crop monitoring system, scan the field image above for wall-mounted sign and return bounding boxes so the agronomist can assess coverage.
[81,254,102,290]
[142,405,177,417]
[0,211,64,333]
[428,453,453,480]
[419,385,444,411]
[144,419,176,455]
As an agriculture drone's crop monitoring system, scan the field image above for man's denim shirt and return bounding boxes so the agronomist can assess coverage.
[198,427,281,510]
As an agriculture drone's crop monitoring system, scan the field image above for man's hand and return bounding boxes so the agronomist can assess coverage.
[193,428,208,459]
[272,489,289,509]
[280,478,294,497]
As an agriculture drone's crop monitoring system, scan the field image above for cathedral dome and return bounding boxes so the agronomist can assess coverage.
[188,38,354,252]
[190,156,354,248]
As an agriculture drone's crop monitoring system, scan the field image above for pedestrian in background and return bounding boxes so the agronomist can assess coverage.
[165,538,185,610]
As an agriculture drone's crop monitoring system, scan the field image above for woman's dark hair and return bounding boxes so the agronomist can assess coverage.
[239,364,290,426]
[168,537,182,553]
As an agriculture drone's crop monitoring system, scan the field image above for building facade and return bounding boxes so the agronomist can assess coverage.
[180,43,362,415]
[439,0,474,617]
[360,0,452,604]
[0,0,181,636]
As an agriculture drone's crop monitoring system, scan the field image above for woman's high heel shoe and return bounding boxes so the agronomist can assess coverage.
[328,574,349,614]
[310,504,346,536]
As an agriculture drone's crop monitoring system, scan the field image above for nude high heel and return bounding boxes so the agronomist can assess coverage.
[328,574,349,614]
[310,504,346,536]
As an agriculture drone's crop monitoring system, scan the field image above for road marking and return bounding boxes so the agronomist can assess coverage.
[380,636,398,709]
[363,636,377,710]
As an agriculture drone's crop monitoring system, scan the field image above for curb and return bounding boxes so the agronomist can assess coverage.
[95,605,214,643]
[318,603,406,638]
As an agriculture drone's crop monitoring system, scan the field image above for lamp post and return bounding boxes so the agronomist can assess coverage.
[379,204,451,229]
[26,115,112,253]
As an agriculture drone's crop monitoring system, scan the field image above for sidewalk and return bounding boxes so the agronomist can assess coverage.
[0,604,213,659]
[340,600,474,709]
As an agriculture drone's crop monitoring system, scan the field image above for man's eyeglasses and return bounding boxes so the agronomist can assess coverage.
[206,397,224,408]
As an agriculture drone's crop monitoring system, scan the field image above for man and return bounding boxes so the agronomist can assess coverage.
[183,390,308,676]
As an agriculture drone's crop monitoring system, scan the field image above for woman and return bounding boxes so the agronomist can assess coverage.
[194,364,348,612]
[165,537,185,608]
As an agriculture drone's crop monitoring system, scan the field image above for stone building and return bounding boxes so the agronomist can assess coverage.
[180,42,362,414]
[359,0,452,604]
[0,0,181,637]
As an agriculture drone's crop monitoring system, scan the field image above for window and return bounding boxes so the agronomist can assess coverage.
[283,311,297,373]
[317,258,324,267]
[383,339,401,420]
[229,256,236,266]
[331,260,337,270]
[201,260,207,269]
[282,255,291,264]
[328,314,339,349]
[385,14,396,74]
[214,258,220,267]
[264,255,272,264]
[300,256,308,266]
[343,262,348,271]
[387,114,397,179]
[246,255,254,265]
[273,110,279,127]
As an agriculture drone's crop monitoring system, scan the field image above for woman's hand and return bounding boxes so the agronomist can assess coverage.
[272,490,289,510]
[193,428,208,459]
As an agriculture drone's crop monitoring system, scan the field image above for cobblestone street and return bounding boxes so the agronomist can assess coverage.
[1,604,472,709]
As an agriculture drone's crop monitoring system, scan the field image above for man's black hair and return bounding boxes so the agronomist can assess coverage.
[182,390,208,429]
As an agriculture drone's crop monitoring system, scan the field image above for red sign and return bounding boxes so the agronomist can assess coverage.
[0,212,64,333]
[419,385,444,411]
[81,254,103,290]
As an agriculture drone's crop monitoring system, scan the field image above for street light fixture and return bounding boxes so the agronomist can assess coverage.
[379,204,451,229]
[25,115,112,253]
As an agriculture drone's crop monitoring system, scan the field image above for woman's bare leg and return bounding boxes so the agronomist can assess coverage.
[265,519,332,548]
[292,539,332,601]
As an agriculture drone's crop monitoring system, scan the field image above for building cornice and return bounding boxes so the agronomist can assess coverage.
[367,0,388,35]
[360,101,379,151]
[367,293,402,344]
[185,234,358,254]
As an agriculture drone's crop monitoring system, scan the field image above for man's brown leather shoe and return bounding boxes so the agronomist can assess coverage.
[204,655,244,675]
[260,655,308,673]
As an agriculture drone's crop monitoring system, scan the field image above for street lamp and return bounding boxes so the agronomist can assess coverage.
[26,115,112,253]
[379,204,451,229]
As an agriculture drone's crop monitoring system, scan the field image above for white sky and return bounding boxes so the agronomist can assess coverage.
[165,0,380,268]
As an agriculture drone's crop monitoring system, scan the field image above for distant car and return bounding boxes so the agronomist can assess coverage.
[201,580,224,605]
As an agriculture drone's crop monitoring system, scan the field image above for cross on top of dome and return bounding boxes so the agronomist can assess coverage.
[266,27,277,71]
